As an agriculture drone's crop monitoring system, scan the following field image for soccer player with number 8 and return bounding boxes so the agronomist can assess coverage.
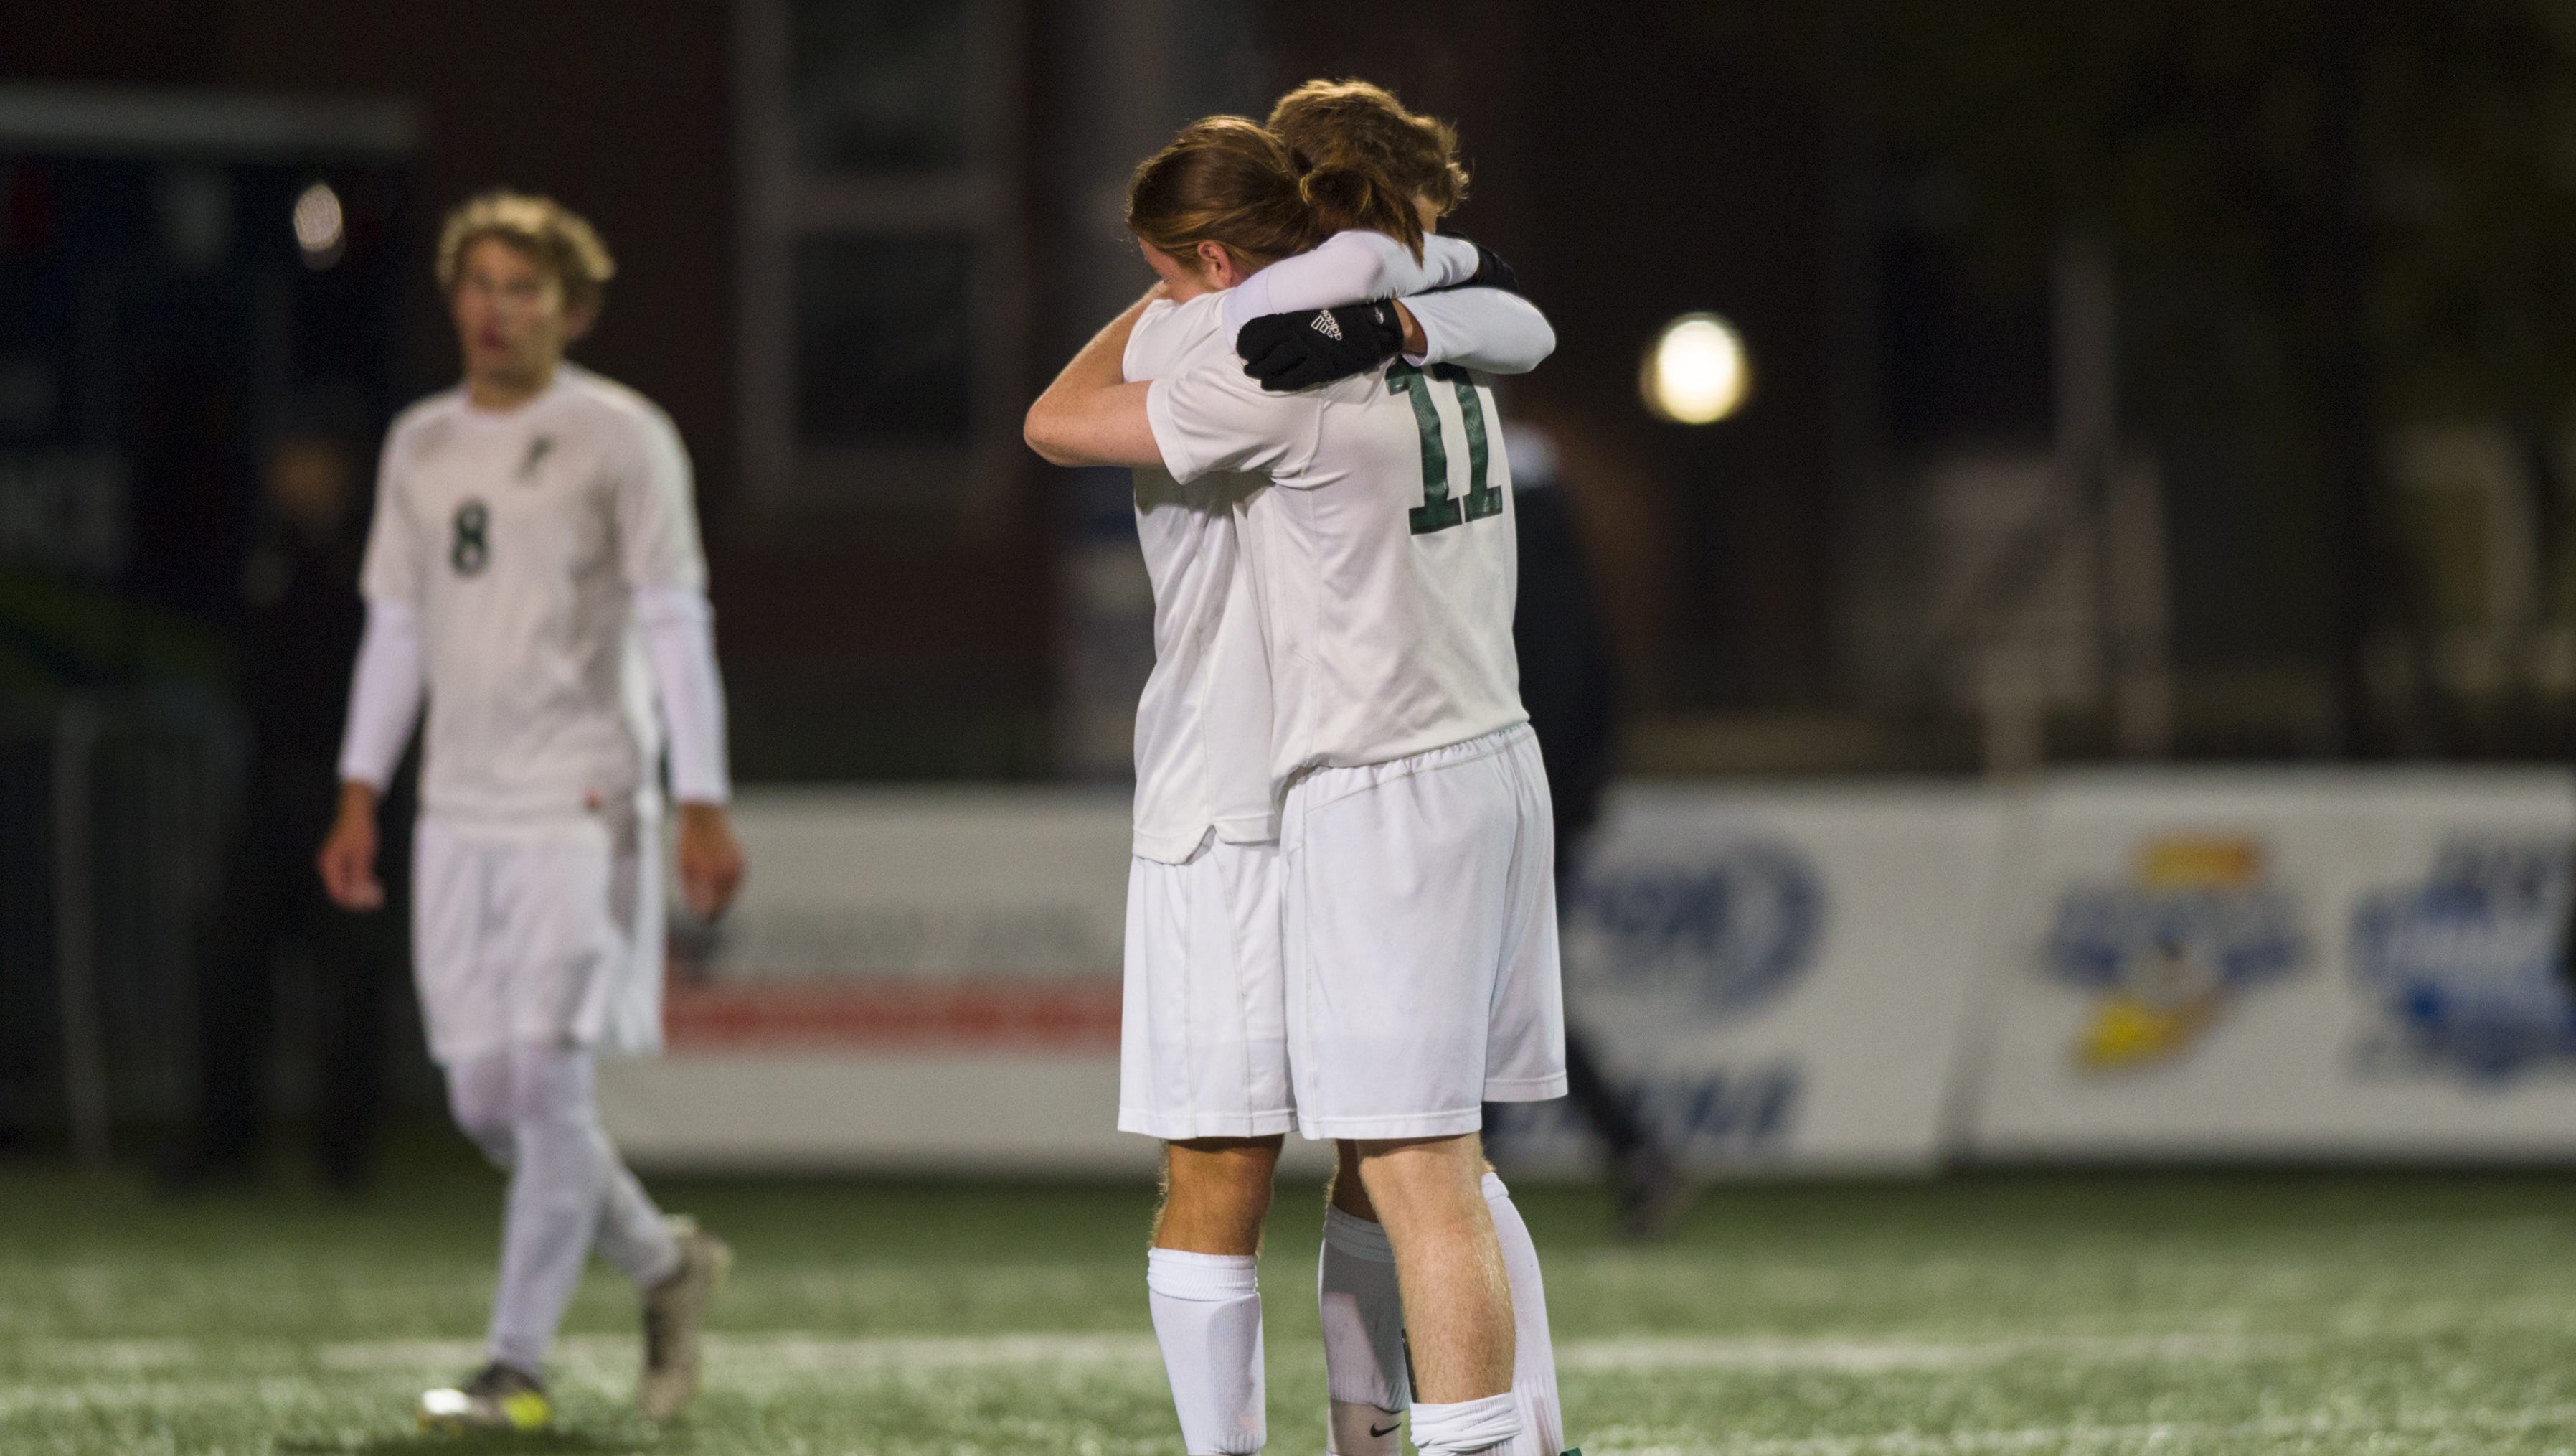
[316,192,742,1433]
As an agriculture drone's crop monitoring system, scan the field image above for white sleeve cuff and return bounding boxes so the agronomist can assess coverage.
[634,583,732,804]
[1400,288,1558,375]
[336,598,424,789]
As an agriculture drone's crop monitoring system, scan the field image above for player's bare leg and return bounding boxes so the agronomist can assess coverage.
[1321,1142,1408,1456]
[1326,1140,1565,1456]
[1149,1137,1280,1455]
[1157,1137,1280,1253]
[1355,1133,1519,1456]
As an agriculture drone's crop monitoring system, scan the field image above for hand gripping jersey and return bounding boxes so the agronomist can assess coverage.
[1146,342,1529,782]
[359,365,708,826]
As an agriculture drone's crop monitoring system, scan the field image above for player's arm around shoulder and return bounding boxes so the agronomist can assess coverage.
[1025,286,1166,469]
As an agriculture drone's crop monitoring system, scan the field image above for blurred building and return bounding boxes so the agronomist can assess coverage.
[7,0,2576,797]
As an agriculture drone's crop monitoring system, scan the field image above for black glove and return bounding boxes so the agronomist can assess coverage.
[1431,238,1520,296]
[1237,300,1406,392]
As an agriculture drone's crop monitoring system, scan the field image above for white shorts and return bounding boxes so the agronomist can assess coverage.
[411,807,664,1066]
[1280,723,1567,1140]
[1118,835,1296,1140]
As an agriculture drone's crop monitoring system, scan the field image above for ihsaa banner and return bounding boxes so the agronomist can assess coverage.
[1489,784,2006,1175]
[1966,769,2576,1159]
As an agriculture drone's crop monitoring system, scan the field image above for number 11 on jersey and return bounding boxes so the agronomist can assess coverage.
[1390,362,1504,537]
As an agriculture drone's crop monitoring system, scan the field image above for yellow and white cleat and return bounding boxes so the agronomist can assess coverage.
[417,1361,552,1434]
[638,1215,732,1423]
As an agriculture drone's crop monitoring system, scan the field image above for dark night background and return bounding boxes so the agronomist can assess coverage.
[14,0,2574,785]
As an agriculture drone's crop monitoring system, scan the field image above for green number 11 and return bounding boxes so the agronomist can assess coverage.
[1390,362,1504,537]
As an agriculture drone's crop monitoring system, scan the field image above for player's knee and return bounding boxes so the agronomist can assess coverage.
[445,1091,515,1168]
[502,1043,600,1135]
[1160,1137,1281,1244]
[1328,1140,1379,1220]
[1351,1132,1486,1212]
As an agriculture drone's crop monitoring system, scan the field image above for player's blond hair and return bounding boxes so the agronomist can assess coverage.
[1268,79,1469,217]
[435,190,615,315]
[1127,115,1423,274]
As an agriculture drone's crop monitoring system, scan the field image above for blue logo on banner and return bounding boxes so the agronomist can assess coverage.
[2042,837,2306,1070]
[1486,1065,1801,1165]
[1569,842,1825,1018]
[2353,840,2576,1081]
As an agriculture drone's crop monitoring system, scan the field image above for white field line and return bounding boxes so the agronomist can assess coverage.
[11,1377,2576,1455]
[0,1376,336,1419]
[1623,1399,2576,1455]
[1,1328,2296,1404]
[1555,1331,2302,1373]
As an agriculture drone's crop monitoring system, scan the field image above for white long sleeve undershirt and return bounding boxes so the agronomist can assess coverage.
[1219,230,1483,332]
[1402,287,1557,375]
[1217,230,1555,376]
[336,598,424,790]
[334,587,732,805]
[633,583,731,805]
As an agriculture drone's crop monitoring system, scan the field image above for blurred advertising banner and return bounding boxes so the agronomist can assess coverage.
[600,788,1167,1173]
[606,772,2576,1174]
[1489,786,2006,1176]
[1967,769,2576,1159]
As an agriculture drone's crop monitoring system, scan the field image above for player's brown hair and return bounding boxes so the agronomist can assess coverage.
[435,190,616,316]
[1126,114,1423,274]
[1268,79,1469,217]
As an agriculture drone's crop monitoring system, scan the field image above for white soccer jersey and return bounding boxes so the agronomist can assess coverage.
[1123,293,1278,861]
[1146,345,1527,781]
[360,364,707,827]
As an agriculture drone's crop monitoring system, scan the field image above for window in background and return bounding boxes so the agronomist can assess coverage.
[737,0,1024,518]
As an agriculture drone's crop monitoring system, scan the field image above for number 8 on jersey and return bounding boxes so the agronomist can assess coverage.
[450,499,490,576]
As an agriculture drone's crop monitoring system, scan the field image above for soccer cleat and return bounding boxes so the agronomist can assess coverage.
[638,1214,732,1422]
[417,1361,550,1433]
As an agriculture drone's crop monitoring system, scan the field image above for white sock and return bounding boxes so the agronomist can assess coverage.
[1319,1208,1410,1456]
[1484,1174,1562,1456]
[1148,1249,1266,1454]
[1410,1392,1521,1456]
[591,1135,682,1290]
[484,1044,610,1375]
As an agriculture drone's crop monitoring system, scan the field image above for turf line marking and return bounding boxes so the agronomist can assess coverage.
[5,1327,2290,1400]
[1631,1400,2576,1455]
[1556,1331,2298,1372]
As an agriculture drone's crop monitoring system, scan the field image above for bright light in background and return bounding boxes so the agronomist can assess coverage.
[1641,312,1749,424]
[293,182,344,267]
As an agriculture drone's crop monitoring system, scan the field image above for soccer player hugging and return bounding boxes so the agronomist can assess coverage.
[1027,80,1571,1456]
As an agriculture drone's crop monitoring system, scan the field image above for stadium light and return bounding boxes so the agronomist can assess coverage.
[1641,312,1749,424]
[293,182,345,268]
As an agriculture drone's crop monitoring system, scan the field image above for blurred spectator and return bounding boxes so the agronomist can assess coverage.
[1496,420,1687,1238]
[161,388,408,1195]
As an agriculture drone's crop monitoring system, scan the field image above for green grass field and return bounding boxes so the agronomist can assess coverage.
[11,1140,2576,1455]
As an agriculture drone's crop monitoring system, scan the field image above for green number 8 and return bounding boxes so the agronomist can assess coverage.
[450,499,490,576]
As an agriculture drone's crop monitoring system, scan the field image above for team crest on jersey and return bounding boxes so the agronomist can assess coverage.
[1565,840,1825,1020]
[516,435,556,482]
[2042,836,2306,1071]
[2352,840,2576,1081]
[1310,309,1343,342]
